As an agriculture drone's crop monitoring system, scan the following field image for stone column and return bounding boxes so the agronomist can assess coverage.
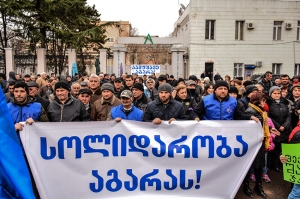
[36,48,47,75]
[111,44,127,77]
[4,48,15,78]
[170,44,186,79]
[99,49,107,74]
[67,48,76,76]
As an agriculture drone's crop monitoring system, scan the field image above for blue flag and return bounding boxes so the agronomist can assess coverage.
[0,89,35,198]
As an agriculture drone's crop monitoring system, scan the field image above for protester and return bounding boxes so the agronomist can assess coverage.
[70,82,81,98]
[172,84,197,120]
[113,77,123,98]
[107,90,143,122]
[185,80,202,104]
[5,81,15,103]
[243,92,271,198]
[280,121,300,199]
[88,74,102,105]
[258,71,273,95]
[145,78,158,100]
[202,83,214,98]
[90,83,121,121]
[132,82,151,113]
[78,89,92,114]
[143,83,187,123]
[192,80,259,122]
[28,81,50,111]
[267,86,291,173]
[47,81,89,122]
[36,72,48,88]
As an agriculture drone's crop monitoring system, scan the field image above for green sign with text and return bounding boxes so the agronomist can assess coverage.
[282,143,300,184]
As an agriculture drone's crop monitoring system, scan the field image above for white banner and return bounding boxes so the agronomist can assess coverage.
[20,121,263,199]
[131,65,160,75]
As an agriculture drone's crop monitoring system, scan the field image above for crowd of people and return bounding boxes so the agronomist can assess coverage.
[0,70,299,199]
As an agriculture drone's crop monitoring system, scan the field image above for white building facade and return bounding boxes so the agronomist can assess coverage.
[174,0,300,79]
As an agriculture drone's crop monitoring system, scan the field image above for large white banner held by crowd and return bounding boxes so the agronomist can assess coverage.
[20,121,263,199]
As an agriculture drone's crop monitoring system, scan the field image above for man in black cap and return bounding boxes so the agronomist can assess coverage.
[23,74,31,84]
[78,89,93,114]
[113,77,124,98]
[192,80,259,122]
[239,85,258,111]
[132,82,151,113]
[143,83,186,123]
[189,75,202,101]
[28,81,50,111]
[158,75,167,85]
[47,81,89,122]
[168,75,177,87]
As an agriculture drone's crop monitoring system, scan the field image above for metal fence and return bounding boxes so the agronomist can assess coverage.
[46,54,68,75]
[14,53,37,76]
[0,53,5,74]
[76,52,99,74]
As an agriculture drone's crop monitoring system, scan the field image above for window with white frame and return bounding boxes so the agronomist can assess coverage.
[235,21,244,40]
[295,64,300,75]
[272,63,281,74]
[108,38,114,42]
[205,20,215,40]
[273,21,282,41]
[297,21,300,40]
[234,63,243,78]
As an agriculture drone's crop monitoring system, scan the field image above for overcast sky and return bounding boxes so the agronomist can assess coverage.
[87,0,190,37]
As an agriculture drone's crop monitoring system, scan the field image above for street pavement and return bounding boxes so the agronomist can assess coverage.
[235,170,291,199]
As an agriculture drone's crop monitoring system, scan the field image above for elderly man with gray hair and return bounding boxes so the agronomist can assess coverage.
[89,73,102,105]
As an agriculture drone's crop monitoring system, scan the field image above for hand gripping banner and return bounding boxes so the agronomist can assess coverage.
[20,121,263,199]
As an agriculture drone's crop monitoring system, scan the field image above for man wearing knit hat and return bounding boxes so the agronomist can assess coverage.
[91,83,121,121]
[239,85,258,111]
[192,80,259,122]
[7,81,48,129]
[132,82,151,113]
[47,81,89,122]
[143,83,187,124]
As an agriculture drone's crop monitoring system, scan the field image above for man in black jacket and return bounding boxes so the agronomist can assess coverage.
[258,71,273,95]
[47,81,89,122]
[132,83,151,113]
[28,82,50,111]
[143,83,186,124]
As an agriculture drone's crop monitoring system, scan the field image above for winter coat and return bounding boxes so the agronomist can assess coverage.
[267,97,291,142]
[108,105,143,121]
[133,93,152,113]
[192,94,251,120]
[90,95,121,121]
[174,92,198,120]
[258,78,273,95]
[143,97,187,122]
[47,96,89,122]
[39,85,50,98]
[245,105,265,169]
[35,95,50,111]
[90,87,102,105]
[7,96,48,123]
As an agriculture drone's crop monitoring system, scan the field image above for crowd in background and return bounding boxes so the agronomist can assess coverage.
[0,70,300,199]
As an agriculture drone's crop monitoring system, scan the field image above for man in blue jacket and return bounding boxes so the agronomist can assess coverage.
[192,80,259,122]
[107,90,143,122]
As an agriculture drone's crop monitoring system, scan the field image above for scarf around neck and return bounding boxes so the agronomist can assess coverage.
[248,103,270,150]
